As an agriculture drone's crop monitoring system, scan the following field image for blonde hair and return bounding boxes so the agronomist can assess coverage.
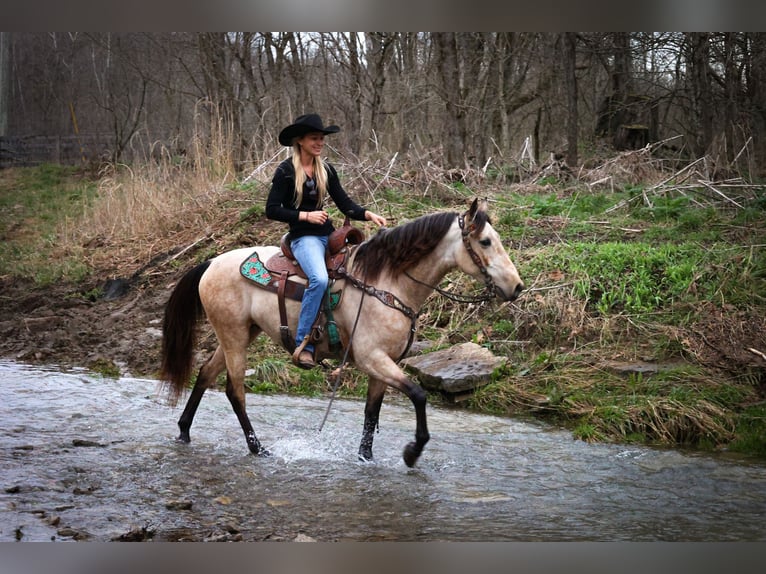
[291,142,328,208]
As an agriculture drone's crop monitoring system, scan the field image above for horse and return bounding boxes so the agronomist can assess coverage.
[159,198,524,467]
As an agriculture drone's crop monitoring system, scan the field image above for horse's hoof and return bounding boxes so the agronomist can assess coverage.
[176,433,191,444]
[248,442,271,457]
[403,442,420,468]
[358,446,373,462]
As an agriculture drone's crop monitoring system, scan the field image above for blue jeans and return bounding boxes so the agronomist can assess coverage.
[290,234,328,353]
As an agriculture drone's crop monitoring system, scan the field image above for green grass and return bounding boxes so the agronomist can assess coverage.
[0,164,97,283]
[729,404,766,457]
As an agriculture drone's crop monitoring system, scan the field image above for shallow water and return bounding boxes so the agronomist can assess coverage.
[2,360,765,541]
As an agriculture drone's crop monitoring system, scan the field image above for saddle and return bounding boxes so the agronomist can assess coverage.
[240,219,365,353]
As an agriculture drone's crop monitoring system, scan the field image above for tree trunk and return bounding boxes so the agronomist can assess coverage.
[687,32,714,157]
[747,33,766,176]
[564,33,578,167]
[433,32,466,168]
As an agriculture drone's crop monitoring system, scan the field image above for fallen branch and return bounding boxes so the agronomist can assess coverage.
[241,149,283,184]
[168,236,209,263]
[698,180,745,209]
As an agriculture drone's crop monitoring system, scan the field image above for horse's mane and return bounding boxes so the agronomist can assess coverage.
[350,211,458,282]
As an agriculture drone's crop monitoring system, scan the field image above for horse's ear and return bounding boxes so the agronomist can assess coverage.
[467,198,479,219]
[468,198,488,215]
[464,198,490,235]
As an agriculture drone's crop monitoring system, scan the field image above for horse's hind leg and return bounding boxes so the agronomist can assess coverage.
[177,346,226,444]
[358,377,387,462]
[225,369,267,456]
[222,327,268,456]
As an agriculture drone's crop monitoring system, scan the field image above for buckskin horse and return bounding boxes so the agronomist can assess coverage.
[159,199,524,467]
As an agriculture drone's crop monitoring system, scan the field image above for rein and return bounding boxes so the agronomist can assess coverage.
[318,276,367,432]
[403,210,497,304]
[403,271,495,304]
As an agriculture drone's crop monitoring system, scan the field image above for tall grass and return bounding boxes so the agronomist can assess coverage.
[60,103,265,277]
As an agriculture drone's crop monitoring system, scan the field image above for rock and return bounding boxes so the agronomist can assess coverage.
[166,499,193,510]
[72,438,107,447]
[111,525,155,541]
[57,527,91,540]
[103,278,130,300]
[401,342,506,394]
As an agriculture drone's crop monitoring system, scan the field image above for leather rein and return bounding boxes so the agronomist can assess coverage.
[405,211,497,304]
[333,210,498,362]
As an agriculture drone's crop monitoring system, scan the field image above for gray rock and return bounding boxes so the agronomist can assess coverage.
[402,342,506,394]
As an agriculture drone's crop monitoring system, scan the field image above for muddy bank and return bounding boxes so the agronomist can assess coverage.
[0,273,174,378]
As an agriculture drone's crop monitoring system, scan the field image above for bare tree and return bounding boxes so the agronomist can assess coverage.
[687,32,714,157]
[563,32,578,167]
[5,31,766,176]
[433,32,467,167]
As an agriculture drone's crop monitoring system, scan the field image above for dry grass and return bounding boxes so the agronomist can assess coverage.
[58,123,250,279]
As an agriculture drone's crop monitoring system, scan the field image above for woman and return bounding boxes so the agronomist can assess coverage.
[266,114,387,369]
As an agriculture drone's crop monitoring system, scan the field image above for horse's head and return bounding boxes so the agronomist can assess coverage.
[456,198,524,302]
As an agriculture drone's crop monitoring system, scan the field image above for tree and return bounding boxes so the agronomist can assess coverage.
[564,32,578,167]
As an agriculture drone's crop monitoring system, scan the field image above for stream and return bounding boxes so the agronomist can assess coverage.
[2,360,765,541]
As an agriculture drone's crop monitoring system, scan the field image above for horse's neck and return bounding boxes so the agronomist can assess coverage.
[386,243,456,310]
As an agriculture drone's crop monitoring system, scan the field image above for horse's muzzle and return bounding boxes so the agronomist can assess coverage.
[497,282,524,302]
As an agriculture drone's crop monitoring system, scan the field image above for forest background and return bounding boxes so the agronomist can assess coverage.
[2,32,766,173]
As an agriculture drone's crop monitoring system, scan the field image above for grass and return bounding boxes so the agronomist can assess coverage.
[0,164,97,283]
[2,151,765,458]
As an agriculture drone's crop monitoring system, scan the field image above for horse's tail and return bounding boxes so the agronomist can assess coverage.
[159,260,211,405]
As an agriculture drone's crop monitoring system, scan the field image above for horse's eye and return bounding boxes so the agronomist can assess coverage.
[479,238,491,247]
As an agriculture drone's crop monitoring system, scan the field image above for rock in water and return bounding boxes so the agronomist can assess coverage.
[402,342,506,394]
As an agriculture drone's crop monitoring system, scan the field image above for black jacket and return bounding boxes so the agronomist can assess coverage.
[265,158,367,239]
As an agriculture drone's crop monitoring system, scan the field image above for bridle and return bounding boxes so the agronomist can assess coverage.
[404,210,497,304]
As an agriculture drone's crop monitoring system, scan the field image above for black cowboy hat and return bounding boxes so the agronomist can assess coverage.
[278,113,341,146]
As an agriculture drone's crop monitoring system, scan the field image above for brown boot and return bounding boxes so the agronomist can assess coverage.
[292,349,316,369]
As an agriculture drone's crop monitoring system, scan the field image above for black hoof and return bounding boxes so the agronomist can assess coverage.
[248,440,270,457]
[176,433,191,444]
[358,445,373,462]
[403,442,421,468]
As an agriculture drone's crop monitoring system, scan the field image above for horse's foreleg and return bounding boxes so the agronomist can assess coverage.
[361,354,430,467]
[177,346,225,444]
[401,382,430,468]
[358,377,387,462]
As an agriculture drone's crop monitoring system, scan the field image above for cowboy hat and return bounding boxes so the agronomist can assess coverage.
[278,114,341,146]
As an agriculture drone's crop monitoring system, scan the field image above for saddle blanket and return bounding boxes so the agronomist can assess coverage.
[240,250,341,308]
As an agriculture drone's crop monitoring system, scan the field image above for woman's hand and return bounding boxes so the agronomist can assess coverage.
[365,211,387,227]
[301,210,329,225]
